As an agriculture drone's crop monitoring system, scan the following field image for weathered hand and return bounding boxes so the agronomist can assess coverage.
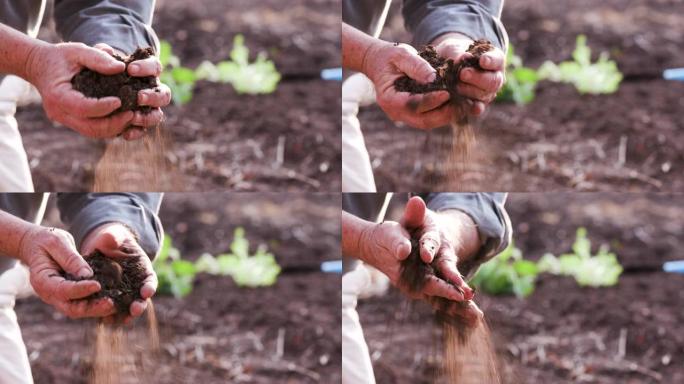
[81,223,158,323]
[433,34,505,116]
[362,40,454,130]
[25,42,135,138]
[18,226,114,319]
[94,43,171,141]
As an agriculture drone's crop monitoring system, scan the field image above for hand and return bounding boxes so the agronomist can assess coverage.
[432,34,506,116]
[94,43,172,141]
[81,223,157,323]
[18,226,113,319]
[24,42,135,139]
[362,40,454,130]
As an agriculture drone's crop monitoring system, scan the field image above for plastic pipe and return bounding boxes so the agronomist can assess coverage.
[321,260,342,274]
[663,68,684,82]
[663,260,684,274]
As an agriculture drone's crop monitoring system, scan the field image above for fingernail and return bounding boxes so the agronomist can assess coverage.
[462,70,471,81]
[482,56,492,67]
[139,93,147,104]
[426,72,436,83]
[77,267,93,278]
[395,243,409,258]
[129,64,139,73]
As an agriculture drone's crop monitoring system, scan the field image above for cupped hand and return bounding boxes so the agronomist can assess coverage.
[362,40,454,130]
[18,226,114,319]
[25,42,135,139]
[433,35,506,116]
[81,223,158,324]
[93,43,172,141]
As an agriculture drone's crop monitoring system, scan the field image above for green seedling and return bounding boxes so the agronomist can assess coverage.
[470,241,538,298]
[153,235,197,298]
[496,45,540,105]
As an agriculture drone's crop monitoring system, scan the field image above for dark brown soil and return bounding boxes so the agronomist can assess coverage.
[71,47,158,113]
[64,250,147,315]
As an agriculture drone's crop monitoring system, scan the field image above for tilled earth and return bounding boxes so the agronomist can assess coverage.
[15,193,341,383]
[360,0,684,192]
[19,0,340,192]
[358,193,684,383]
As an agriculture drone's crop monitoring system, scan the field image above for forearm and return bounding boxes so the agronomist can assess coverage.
[0,23,49,81]
[342,211,371,262]
[0,210,37,261]
[342,22,381,73]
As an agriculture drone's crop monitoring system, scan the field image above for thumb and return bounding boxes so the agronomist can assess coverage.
[76,46,125,75]
[401,196,427,230]
[393,46,436,84]
[50,235,92,278]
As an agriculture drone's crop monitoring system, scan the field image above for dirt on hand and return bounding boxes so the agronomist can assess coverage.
[71,47,158,113]
[64,250,148,316]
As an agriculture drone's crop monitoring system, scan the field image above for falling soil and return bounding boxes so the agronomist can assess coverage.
[395,40,495,189]
[399,232,500,383]
[72,47,158,113]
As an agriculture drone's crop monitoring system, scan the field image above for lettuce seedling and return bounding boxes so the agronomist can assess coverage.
[470,241,538,298]
[159,41,198,105]
[537,227,623,287]
[195,227,281,287]
[537,35,623,94]
[497,45,539,105]
[153,235,197,298]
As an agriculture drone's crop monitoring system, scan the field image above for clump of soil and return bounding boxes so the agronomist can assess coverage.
[71,47,158,113]
[65,250,148,315]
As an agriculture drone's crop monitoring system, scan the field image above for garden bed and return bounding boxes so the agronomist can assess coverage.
[361,0,684,191]
[15,193,341,383]
[358,193,684,383]
[19,0,340,192]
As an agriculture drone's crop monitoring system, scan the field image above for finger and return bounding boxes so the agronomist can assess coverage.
[479,50,505,71]
[60,111,133,139]
[130,109,163,128]
[437,46,471,64]
[374,223,412,261]
[140,272,158,300]
[62,297,116,319]
[459,68,504,94]
[53,278,101,301]
[128,57,162,77]
[393,45,436,84]
[433,254,473,300]
[405,91,450,113]
[419,230,441,263]
[74,44,125,75]
[400,196,427,230]
[470,101,486,116]
[442,300,483,327]
[422,275,465,301]
[123,128,146,141]
[93,43,116,56]
[405,104,453,130]
[457,83,496,103]
[60,90,121,118]
[47,234,93,278]
[138,84,172,108]
[129,299,148,317]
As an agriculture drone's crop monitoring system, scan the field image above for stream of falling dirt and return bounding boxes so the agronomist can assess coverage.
[93,125,174,192]
[442,318,500,384]
[445,103,476,191]
[92,301,160,384]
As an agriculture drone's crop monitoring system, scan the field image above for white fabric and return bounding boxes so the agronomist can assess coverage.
[0,75,36,192]
[342,264,376,384]
[342,73,377,193]
[0,263,34,384]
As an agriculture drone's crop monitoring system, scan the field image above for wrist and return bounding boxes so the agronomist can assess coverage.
[22,41,52,86]
[360,38,387,80]
[16,224,42,265]
[80,222,132,254]
[435,209,480,260]
[431,32,473,47]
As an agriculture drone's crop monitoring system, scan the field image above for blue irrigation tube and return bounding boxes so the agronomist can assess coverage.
[663,260,684,274]
[663,68,684,82]
[321,260,342,274]
[321,67,342,81]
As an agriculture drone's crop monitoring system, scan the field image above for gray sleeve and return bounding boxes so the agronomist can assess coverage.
[56,193,163,259]
[402,0,508,50]
[53,0,159,54]
[421,192,512,277]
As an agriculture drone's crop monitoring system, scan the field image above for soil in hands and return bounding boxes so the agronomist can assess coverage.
[399,232,500,383]
[394,40,495,190]
[72,47,158,113]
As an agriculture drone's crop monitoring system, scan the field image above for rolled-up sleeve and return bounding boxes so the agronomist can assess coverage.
[402,0,508,50]
[56,193,163,259]
[54,0,158,54]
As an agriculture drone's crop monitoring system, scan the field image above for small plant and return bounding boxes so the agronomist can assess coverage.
[470,241,539,298]
[153,235,197,298]
[496,45,539,105]
[195,227,281,287]
[158,35,280,105]
[537,227,623,287]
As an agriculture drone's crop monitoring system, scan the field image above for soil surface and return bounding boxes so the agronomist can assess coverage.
[358,193,684,383]
[72,47,158,113]
[360,0,684,192]
[19,0,340,192]
[15,193,341,383]
[64,250,147,315]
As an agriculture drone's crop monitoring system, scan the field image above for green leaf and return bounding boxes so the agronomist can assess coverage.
[171,67,197,84]
[470,241,537,298]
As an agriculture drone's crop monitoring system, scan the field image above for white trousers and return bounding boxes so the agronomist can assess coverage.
[0,263,34,384]
[0,75,38,192]
[342,73,377,193]
[342,264,376,384]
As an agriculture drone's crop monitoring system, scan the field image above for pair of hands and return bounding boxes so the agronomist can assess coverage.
[18,222,157,323]
[362,34,505,130]
[25,42,171,141]
[357,196,483,325]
